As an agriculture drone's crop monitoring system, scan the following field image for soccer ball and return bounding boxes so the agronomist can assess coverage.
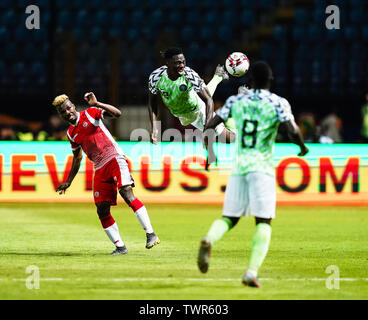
[225,52,250,77]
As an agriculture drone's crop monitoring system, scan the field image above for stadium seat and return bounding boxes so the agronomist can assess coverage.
[272,61,287,87]
[55,0,69,10]
[223,10,236,26]
[95,11,109,28]
[75,10,91,29]
[294,9,309,26]
[292,26,303,43]
[0,0,11,9]
[22,42,37,61]
[73,27,85,42]
[126,28,140,42]
[149,10,164,27]
[258,0,276,11]
[187,42,201,60]
[111,11,126,28]
[199,26,212,41]
[259,43,274,61]
[181,26,195,44]
[139,60,155,77]
[349,9,363,25]
[3,43,17,60]
[239,0,257,10]
[311,43,328,60]
[217,25,232,41]
[293,60,310,94]
[351,0,364,9]
[349,43,365,61]
[57,10,73,30]
[311,59,327,87]
[11,62,26,78]
[273,25,287,42]
[204,10,218,26]
[160,0,176,9]
[181,0,197,9]
[130,10,145,27]
[30,61,45,78]
[344,26,360,42]
[141,0,156,10]
[362,26,368,42]
[2,10,17,28]
[167,11,181,27]
[185,11,201,26]
[294,43,310,62]
[0,26,10,44]
[330,44,347,62]
[240,10,255,28]
[88,27,103,44]
[307,24,325,43]
[326,29,340,43]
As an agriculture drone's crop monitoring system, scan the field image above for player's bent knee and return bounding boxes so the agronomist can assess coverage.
[96,201,111,218]
[255,217,272,225]
[118,185,135,204]
[222,216,240,229]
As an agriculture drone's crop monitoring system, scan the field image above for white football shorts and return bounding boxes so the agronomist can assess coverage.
[222,172,276,219]
[189,98,225,135]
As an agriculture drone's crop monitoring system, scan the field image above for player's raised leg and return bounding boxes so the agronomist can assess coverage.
[119,186,160,249]
[96,201,128,255]
[206,65,229,97]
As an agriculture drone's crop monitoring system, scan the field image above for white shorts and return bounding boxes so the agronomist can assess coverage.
[184,99,225,135]
[222,172,276,219]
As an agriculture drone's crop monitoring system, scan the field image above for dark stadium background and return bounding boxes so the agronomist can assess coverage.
[0,0,367,142]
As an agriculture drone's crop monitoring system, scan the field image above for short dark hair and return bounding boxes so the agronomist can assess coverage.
[161,47,183,60]
[249,61,273,89]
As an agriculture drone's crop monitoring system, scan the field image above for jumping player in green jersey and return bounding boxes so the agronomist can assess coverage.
[148,47,234,145]
[197,61,309,288]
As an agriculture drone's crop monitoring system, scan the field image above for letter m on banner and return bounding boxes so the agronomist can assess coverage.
[319,157,359,193]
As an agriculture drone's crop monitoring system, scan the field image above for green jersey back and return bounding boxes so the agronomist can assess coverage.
[216,89,294,176]
[148,66,206,125]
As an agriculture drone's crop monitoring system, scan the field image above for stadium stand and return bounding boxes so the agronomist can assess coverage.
[0,0,367,141]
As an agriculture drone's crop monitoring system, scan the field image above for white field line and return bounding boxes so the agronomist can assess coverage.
[2,277,368,282]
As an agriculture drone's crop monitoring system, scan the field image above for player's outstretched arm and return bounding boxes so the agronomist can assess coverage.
[56,148,83,194]
[282,120,309,156]
[84,92,121,118]
[148,92,159,144]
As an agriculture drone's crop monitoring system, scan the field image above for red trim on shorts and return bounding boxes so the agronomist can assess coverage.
[99,213,115,229]
[129,198,144,212]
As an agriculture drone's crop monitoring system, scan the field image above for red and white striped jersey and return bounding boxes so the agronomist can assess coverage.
[66,107,125,170]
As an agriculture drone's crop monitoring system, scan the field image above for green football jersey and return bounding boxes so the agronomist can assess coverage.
[216,89,294,176]
[148,66,206,125]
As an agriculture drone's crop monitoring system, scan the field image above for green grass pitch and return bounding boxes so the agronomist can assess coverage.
[0,202,367,300]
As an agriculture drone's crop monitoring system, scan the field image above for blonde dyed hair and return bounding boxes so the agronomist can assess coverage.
[52,94,69,108]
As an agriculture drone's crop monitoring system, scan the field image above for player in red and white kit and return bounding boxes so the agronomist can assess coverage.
[52,92,160,255]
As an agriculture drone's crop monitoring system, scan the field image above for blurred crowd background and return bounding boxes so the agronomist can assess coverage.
[1,0,368,143]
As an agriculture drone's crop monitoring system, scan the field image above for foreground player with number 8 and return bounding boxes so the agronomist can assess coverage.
[53,93,160,255]
[197,61,309,287]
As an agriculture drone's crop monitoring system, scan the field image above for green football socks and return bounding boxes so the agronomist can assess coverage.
[248,223,272,275]
[206,217,233,244]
